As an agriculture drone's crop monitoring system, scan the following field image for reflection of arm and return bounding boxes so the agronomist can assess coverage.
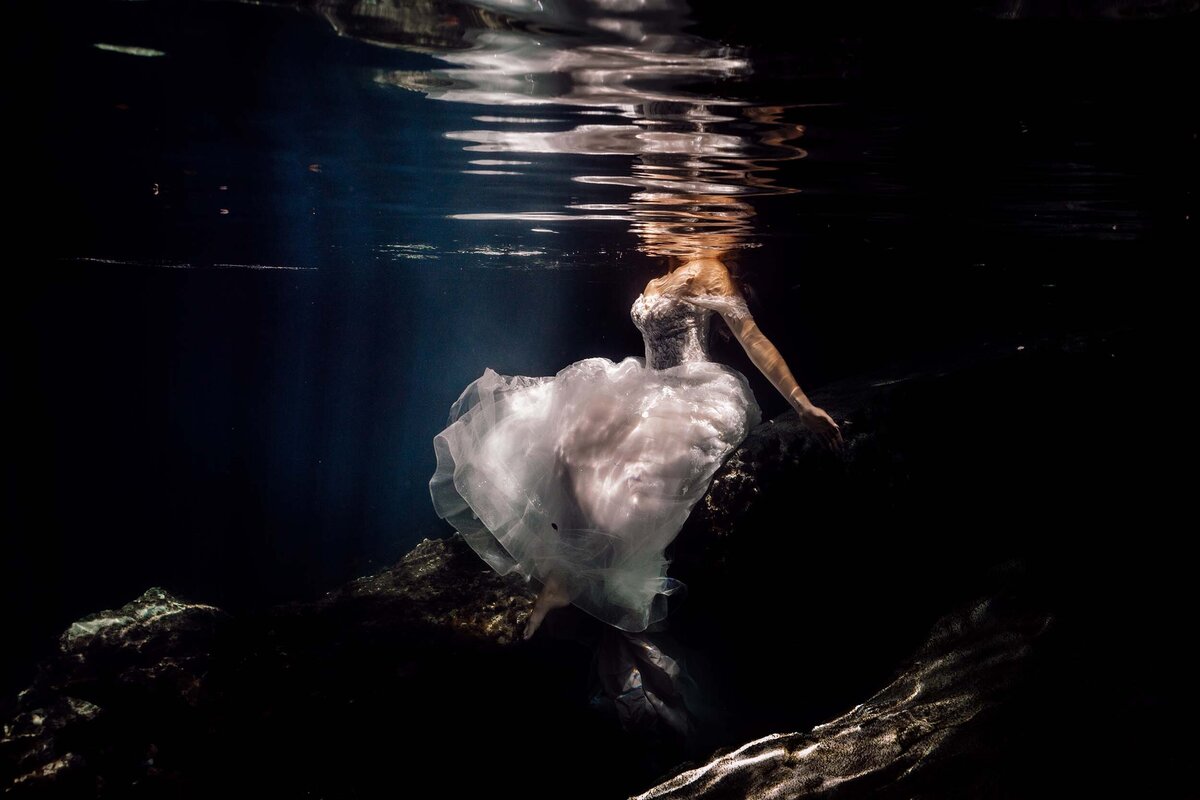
[721,310,816,415]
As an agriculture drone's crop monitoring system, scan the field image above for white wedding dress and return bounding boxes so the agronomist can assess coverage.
[429,290,762,632]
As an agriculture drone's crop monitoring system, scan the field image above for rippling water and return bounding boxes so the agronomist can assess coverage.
[5,0,1193,695]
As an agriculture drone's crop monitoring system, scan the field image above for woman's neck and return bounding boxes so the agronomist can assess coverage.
[645,255,732,296]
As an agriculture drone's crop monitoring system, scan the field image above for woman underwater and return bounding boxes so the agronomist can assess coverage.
[429,255,842,644]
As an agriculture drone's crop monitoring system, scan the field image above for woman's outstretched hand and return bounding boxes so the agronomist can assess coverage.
[797,404,843,451]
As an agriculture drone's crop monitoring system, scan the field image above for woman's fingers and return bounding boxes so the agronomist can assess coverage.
[800,406,844,451]
[826,423,843,450]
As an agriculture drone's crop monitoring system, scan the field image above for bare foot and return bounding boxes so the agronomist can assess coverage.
[523,573,573,640]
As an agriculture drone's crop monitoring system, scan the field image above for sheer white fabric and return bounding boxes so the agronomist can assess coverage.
[430,290,762,632]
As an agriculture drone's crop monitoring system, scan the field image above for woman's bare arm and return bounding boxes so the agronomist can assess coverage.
[677,258,842,449]
[723,313,812,412]
[720,310,843,449]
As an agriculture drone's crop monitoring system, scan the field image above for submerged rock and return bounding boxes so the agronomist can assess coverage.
[1,330,1177,798]
[1,588,229,795]
[634,591,1053,799]
[307,534,537,643]
[0,560,1055,799]
[0,541,547,797]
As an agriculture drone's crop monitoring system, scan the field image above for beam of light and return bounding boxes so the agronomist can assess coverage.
[93,43,166,57]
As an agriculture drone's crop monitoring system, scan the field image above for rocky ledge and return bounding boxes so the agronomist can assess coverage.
[1,329,1184,798]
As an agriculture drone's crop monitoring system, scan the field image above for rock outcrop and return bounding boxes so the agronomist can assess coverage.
[2,330,1177,799]
[634,590,1052,799]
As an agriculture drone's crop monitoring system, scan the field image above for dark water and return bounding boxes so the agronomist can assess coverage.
[4,0,1192,705]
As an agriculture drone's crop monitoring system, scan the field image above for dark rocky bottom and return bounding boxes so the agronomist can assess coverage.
[2,327,1188,798]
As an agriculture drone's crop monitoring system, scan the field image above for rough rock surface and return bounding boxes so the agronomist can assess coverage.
[0,539,554,798]
[2,331,1182,798]
[633,591,1052,799]
[1,588,229,795]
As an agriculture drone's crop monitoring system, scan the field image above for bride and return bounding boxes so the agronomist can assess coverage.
[429,255,842,642]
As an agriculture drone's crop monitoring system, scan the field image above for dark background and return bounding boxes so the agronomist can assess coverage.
[3,0,1192,712]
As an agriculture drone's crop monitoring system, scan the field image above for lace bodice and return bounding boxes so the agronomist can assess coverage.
[630,291,752,370]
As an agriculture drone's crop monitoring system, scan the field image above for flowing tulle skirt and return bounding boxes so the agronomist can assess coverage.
[430,355,761,632]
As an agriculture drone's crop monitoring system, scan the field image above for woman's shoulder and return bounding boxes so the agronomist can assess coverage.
[681,259,742,299]
[679,286,752,321]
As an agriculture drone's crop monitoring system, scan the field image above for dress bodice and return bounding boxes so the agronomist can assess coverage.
[630,291,752,370]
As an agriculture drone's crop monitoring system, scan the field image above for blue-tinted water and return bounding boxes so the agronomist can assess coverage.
[4,0,1192,696]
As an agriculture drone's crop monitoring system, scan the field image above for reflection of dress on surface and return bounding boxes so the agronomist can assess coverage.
[429,291,762,633]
